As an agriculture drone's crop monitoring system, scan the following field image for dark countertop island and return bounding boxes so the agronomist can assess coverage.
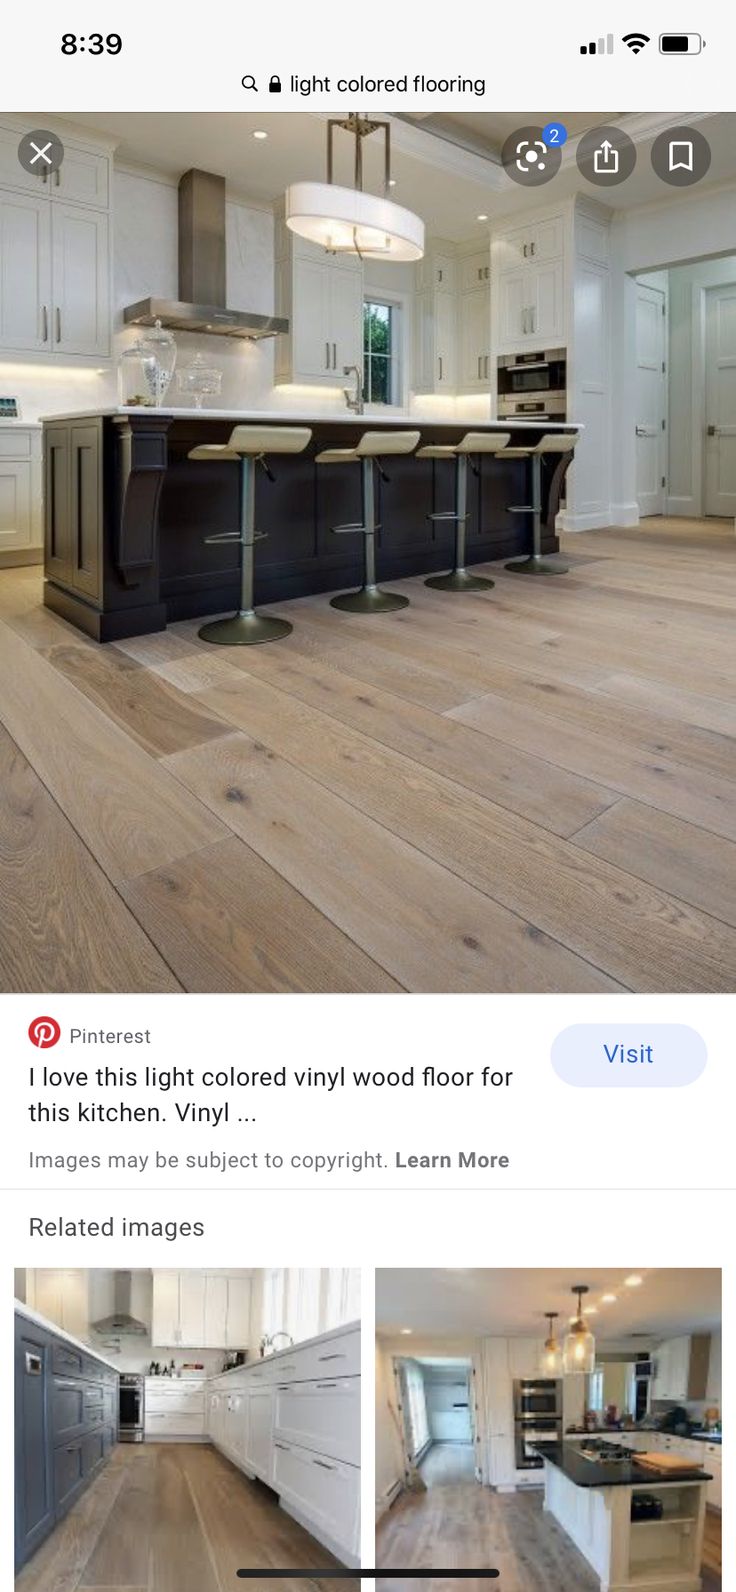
[40,407,580,641]
[540,1440,712,1487]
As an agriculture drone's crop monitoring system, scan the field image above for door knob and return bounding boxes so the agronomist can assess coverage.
[707,424,718,436]
[635,426,648,436]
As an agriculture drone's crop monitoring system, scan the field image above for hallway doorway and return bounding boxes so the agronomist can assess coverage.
[392,1356,478,1481]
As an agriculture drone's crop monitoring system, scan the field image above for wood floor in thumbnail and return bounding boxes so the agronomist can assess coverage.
[2,517,736,992]
[376,1443,722,1592]
[15,1442,345,1592]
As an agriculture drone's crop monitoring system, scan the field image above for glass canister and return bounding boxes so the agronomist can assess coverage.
[143,318,177,405]
[176,352,223,409]
[117,338,159,407]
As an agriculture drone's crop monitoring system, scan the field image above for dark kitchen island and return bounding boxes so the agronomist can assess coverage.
[41,408,580,641]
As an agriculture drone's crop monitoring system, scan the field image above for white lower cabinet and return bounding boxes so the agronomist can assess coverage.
[0,426,42,563]
[206,1325,361,1565]
[273,1377,359,1466]
[244,1384,274,1484]
[145,1378,206,1440]
[273,1441,359,1562]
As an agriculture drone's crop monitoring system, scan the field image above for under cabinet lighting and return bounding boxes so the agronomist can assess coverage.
[253,130,268,140]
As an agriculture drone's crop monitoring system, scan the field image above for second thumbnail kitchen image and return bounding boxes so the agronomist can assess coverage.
[15,1266,361,1589]
[375,1268,721,1592]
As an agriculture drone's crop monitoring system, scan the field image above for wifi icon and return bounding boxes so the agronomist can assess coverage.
[623,31,651,53]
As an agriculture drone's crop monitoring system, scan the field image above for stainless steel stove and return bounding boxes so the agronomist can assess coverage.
[119,1373,145,1442]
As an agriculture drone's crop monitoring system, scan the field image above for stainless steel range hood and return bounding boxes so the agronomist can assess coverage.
[91,1271,148,1336]
[124,168,288,341]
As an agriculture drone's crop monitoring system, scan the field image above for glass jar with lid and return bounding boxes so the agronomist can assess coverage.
[176,352,223,409]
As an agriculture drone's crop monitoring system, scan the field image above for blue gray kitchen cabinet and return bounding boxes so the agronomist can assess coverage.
[15,1309,119,1570]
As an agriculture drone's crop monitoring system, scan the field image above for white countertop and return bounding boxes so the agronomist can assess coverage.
[14,1300,121,1372]
[39,405,581,431]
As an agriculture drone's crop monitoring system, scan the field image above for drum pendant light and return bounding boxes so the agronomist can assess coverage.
[540,1312,562,1376]
[285,114,425,262]
[563,1286,596,1375]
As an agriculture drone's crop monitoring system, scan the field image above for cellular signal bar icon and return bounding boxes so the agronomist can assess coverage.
[580,33,614,55]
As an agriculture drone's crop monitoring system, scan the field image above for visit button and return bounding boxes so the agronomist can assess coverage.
[551,1025,707,1086]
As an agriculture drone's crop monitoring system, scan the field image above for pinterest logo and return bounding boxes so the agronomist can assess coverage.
[28,1016,61,1049]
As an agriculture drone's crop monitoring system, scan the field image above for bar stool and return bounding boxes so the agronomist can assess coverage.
[417,431,511,591]
[504,434,576,576]
[315,430,421,613]
[188,424,312,644]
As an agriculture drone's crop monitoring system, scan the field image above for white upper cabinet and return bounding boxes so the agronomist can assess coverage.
[460,249,491,292]
[0,191,51,350]
[493,209,566,352]
[0,121,112,360]
[51,204,110,356]
[496,215,564,271]
[275,221,363,387]
[507,1338,544,1379]
[651,1335,710,1402]
[152,1270,252,1349]
[31,1269,89,1341]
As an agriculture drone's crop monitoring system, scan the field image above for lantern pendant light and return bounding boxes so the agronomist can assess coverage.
[563,1286,596,1375]
[285,114,425,263]
[540,1312,562,1376]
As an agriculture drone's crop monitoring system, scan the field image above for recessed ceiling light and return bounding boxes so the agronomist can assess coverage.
[601,1294,618,1304]
[583,1306,598,1315]
[477,213,489,221]
[400,1327,413,1335]
[253,130,268,140]
[625,1275,643,1288]
[388,178,397,187]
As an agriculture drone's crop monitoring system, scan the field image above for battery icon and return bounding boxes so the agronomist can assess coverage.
[659,33,704,53]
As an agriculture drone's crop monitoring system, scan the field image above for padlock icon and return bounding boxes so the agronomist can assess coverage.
[269,74,282,93]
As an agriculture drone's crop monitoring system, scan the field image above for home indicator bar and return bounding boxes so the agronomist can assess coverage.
[235,1573,501,1581]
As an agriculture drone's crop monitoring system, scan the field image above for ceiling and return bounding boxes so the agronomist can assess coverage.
[52,111,736,242]
[376,1269,722,1341]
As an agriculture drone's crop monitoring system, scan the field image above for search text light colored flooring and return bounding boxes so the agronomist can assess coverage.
[15,1441,345,1592]
[2,518,735,993]
[376,1440,722,1592]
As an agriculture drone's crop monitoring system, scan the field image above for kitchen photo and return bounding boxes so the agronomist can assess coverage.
[14,1266,361,1589]
[375,1267,722,1592]
[1,110,735,995]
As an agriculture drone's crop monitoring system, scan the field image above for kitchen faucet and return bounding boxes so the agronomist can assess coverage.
[343,365,364,415]
[260,1330,294,1355]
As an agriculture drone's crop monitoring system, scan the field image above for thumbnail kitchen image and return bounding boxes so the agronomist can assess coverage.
[375,1268,721,1592]
[14,1267,360,1588]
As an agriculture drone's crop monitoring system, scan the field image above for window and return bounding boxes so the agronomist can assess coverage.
[363,299,399,405]
[400,1361,430,1458]
[260,1268,361,1345]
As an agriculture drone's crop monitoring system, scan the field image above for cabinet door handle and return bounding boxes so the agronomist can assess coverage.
[477,356,481,379]
[530,308,536,334]
[325,342,330,370]
[316,1381,339,1389]
[313,1458,337,1470]
[276,1383,292,1390]
[274,1441,290,1451]
[42,306,49,342]
[55,307,61,343]
[485,356,490,379]
[25,1352,42,1375]
[55,169,60,187]
[332,342,337,369]
[438,355,443,381]
[318,1353,347,1362]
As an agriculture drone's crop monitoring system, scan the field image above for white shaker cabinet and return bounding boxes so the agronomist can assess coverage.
[273,1443,360,1561]
[497,260,563,346]
[275,221,363,387]
[0,426,42,562]
[153,1271,251,1348]
[30,1269,89,1341]
[0,191,51,351]
[459,287,491,390]
[245,1384,274,1484]
[151,1271,181,1346]
[51,204,110,357]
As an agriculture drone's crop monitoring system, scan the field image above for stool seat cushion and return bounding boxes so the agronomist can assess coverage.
[456,431,511,454]
[504,433,577,458]
[416,445,458,459]
[315,447,362,465]
[317,429,420,465]
[227,424,312,454]
[189,444,242,461]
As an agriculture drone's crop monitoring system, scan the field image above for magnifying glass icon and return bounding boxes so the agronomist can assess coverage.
[241,74,258,90]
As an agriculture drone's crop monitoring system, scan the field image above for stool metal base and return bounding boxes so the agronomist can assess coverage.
[425,569,495,592]
[330,586,409,614]
[504,555,569,576]
[198,612,293,645]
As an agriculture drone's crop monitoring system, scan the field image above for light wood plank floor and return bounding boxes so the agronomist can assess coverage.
[2,518,735,992]
[15,1442,346,1592]
[377,1442,722,1592]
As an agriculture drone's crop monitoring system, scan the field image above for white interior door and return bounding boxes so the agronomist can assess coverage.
[705,283,736,517]
[635,283,666,516]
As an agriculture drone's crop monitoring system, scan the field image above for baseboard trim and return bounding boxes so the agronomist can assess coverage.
[558,502,640,532]
[0,546,43,568]
[376,1478,404,1520]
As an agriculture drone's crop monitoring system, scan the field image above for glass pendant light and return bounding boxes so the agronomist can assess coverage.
[563,1286,596,1375]
[540,1312,562,1376]
[285,114,425,262]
